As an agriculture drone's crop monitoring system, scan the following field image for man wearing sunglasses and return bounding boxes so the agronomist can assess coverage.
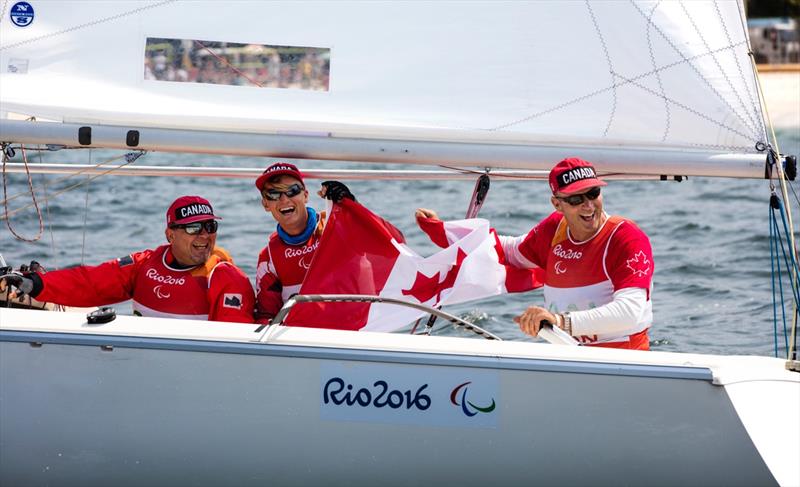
[0,195,255,323]
[254,162,357,323]
[417,157,654,350]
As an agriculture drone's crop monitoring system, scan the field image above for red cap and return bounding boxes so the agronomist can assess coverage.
[548,158,607,195]
[255,162,304,191]
[166,196,221,226]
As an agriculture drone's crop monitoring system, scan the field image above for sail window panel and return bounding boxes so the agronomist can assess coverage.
[144,38,330,92]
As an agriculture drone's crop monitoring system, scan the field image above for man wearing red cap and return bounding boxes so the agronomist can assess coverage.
[254,162,356,323]
[418,157,654,350]
[0,195,255,323]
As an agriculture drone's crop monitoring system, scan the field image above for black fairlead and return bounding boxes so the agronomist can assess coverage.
[78,126,91,145]
[126,130,140,147]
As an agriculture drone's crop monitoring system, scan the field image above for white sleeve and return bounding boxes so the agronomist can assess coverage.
[570,287,648,337]
[496,234,538,269]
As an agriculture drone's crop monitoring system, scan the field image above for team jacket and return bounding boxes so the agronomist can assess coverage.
[33,244,255,323]
[255,218,325,323]
[516,212,654,349]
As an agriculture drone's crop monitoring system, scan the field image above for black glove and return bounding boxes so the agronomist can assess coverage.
[0,272,34,297]
[321,181,356,203]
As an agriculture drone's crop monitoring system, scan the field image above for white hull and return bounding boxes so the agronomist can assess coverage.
[1,308,797,486]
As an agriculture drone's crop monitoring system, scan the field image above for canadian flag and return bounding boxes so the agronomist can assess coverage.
[284,199,543,331]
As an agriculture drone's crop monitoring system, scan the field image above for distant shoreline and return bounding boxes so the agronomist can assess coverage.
[757,66,800,128]
[757,63,800,73]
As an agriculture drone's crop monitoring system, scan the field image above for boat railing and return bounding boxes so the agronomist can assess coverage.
[268,294,579,346]
[269,294,502,340]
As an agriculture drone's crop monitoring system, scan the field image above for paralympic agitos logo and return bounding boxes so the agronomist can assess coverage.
[450,381,496,417]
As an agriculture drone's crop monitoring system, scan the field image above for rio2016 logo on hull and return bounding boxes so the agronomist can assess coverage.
[450,381,496,417]
[320,363,499,428]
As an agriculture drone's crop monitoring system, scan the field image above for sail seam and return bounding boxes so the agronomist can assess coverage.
[0,0,8,28]
[492,40,749,142]
[679,2,759,136]
[0,0,178,51]
[646,1,671,142]
[585,1,617,138]
[629,1,756,138]
[712,0,767,140]
[612,70,754,142]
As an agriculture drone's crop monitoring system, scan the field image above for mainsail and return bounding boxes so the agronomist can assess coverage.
[0,0,771,176]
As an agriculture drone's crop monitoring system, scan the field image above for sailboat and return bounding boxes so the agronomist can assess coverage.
[1,1,798,486]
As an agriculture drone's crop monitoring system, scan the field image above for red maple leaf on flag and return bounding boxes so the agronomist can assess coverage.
[626,250,651,277]
[402,248,467,304]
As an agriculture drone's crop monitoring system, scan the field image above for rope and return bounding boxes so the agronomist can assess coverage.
[744,0,798,360]
[770,192,800,357]
[770,203,780,356]
[770,202,791,355]
[2,145,44,242]
[774,197,799,354]
[0,151,145,220]
[80,150,93,265]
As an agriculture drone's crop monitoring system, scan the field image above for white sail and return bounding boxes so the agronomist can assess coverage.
[0,1,770,174]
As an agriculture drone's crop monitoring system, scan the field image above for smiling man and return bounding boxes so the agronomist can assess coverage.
[416,157,654,350]
[254,162,356,323]
[508,158,654,350]
[0,195,255,323]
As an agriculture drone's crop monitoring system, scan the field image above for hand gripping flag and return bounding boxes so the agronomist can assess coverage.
[284,199,543,331]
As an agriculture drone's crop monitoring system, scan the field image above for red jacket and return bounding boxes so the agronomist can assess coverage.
[34,245,255,323]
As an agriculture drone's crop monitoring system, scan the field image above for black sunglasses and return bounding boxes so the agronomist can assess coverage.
[556,187,602,206]
[263,183,304,201]
[171,220,218,235]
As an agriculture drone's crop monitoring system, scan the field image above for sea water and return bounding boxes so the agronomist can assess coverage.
[2,128,799,356]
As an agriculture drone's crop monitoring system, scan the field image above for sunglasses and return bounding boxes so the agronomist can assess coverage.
[556,187,602,206]
[263,183,304,201]
[171,220,218,235]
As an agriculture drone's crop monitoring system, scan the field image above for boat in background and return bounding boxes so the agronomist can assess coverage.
[1,1,798,485]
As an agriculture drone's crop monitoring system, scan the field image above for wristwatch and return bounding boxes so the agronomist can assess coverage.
[559,312,572,336]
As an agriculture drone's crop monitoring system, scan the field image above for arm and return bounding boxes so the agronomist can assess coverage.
[32,252,146,307]
[255,252,284,324]
[570,288,649,336]
[207,262,256,323]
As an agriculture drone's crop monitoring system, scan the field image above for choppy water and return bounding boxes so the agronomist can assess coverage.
[2,128,799,356]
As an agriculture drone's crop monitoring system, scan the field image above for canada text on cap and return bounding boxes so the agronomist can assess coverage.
[255,162,304,191]
[548,157,607,195]
[166,195,222,226]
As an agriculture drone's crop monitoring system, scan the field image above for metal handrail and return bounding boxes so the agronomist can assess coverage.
[267,294,502,341]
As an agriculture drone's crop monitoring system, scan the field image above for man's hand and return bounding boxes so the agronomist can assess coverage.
[319,181,356,203]
[0,272,34,300]
[513,305,558,338]
[415,208,440,221]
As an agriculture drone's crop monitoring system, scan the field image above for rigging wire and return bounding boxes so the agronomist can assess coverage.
[769,197,795,356]
[37,145,58,257]
[80,149,93,265]
[1,152,142,206]
[2,144,44,242]
[0,151,145,221]
[749,47,798,361]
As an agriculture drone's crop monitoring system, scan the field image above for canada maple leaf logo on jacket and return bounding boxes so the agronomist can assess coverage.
[626,251,651,277]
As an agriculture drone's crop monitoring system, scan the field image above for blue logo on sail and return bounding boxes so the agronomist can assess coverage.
[10,2,34,27]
